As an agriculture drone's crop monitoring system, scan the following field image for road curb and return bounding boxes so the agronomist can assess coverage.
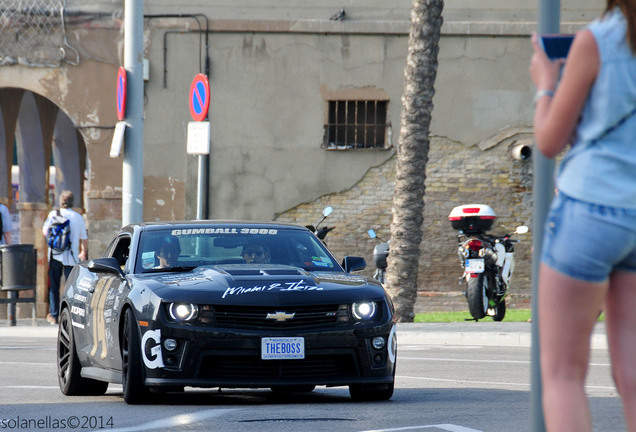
[0,320,608,350]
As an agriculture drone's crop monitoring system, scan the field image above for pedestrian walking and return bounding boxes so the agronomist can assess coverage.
[0,202,12,245]
[531,1,636,431]
[42,190,87,325]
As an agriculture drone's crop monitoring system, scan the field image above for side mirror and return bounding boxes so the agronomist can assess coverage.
[88,257,124,277]
[367,229,377,239]
[515,226,529,234]
[323,206,333,217]
[342,256,366,273]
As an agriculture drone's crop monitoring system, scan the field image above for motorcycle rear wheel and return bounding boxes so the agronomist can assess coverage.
[466,274,488,320]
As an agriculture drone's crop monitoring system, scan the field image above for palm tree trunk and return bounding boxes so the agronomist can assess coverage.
[386,0,444,322]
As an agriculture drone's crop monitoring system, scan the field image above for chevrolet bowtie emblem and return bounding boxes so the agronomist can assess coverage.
[266,311,295,322]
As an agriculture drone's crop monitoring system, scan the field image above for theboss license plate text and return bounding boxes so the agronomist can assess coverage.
[261,337,305,360]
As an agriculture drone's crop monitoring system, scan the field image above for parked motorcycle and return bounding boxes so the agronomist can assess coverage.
[448,204,528,321]
[367,229,389,283]
[306,206,335,243]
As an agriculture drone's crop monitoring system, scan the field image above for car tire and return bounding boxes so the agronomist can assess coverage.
[57,307,108,396]
[122,308,150,404]
[349,381,394,402]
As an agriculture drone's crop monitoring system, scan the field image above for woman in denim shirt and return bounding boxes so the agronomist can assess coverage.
[531,1,636,430]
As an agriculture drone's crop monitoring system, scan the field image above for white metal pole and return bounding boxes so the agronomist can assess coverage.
[122,0,144,225]
[531,2,559,430]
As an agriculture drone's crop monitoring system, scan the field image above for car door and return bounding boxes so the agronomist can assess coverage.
[84,235,131,371]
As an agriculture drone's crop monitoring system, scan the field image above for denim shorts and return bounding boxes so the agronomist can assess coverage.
[540,193,636,282]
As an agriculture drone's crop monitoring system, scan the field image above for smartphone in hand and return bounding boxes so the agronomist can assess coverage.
[540,34,575,60]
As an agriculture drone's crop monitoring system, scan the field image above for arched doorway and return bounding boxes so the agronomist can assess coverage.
[0,89,88,319]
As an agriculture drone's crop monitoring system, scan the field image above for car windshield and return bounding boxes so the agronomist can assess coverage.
[136,226,340,274]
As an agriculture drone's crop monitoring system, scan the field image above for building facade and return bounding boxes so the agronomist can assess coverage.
[0,0,601,317]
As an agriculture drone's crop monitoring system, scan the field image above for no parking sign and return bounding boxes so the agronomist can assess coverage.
[189,73,210,122]
[116,67,127,121]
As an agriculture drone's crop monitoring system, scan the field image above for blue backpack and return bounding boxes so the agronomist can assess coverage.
[46,209,71,253]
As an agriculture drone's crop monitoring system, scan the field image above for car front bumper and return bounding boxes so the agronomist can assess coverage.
[142,322,396,389]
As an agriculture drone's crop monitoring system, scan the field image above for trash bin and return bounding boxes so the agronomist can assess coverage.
[0,244,37,326]
[0,244,37,291]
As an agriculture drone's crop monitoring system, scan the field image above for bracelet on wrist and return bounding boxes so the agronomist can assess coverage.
[533,89,555,106]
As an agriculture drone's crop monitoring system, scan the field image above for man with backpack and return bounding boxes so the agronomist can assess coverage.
[0,202,12,245]
[42,190,87,325]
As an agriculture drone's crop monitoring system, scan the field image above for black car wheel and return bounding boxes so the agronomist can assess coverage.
[122,308,150,404]
[57,307,108,395]
[466,274,488,320]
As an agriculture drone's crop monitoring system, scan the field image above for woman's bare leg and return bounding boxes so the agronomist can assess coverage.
[539,264,607,432]
[606,271,636,431]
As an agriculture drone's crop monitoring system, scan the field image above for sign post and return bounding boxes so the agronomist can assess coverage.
[122,0,144,226]
[187,73,211,220]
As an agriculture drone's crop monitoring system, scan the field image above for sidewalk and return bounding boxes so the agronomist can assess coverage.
[0,318,609,349]
[0,318,59,338]
[398,321,607,349]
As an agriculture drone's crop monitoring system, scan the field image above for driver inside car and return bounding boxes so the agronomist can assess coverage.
[242,243,270,264]
[155,236,181,268]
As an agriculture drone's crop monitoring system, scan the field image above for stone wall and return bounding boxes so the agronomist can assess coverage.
[276,127,534,313]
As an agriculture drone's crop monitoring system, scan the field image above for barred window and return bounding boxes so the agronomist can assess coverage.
[324,100,390,150]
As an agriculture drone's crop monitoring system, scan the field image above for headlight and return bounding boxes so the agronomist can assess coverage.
[168,303,199,322]
[352,301,377,320]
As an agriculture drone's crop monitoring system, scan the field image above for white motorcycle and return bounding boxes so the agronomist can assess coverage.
[449,204,528,321]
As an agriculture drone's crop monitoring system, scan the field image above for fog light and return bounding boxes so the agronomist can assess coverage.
[164,355,177,366]
[374,353,385,364]
[164,338,178,351]
[372,336,386,350]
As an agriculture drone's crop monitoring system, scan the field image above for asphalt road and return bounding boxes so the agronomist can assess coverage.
[0,320,623,432]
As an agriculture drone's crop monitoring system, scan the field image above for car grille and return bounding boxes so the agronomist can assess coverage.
[197,354,358,380]
[207,304,342,329]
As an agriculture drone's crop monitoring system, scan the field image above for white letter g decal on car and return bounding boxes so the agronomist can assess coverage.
[141,329,165,369]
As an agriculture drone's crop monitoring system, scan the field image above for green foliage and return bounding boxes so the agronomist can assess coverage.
[414,309,606,323]
[414,309,532,323]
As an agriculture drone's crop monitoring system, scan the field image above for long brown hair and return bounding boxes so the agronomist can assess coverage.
[606,0,636,52]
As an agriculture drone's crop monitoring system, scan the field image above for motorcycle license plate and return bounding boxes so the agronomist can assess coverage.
[465,258,485,273]
[261,337,305,360]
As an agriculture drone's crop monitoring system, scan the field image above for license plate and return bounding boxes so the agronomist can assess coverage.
[261,337,305,360]
[465,258,485,273]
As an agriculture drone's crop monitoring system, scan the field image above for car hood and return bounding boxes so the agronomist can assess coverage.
[133,265,386,305]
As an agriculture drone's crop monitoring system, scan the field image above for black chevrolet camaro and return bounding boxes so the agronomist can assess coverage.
[56,221,396,404]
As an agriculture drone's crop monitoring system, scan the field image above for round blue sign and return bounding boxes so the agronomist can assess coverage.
[189,74,210,122]
[116,67,127,121]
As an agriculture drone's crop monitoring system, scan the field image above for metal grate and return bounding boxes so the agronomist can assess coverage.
[0,0,75,67]
[209,304,341,329]
[325,100,389,150]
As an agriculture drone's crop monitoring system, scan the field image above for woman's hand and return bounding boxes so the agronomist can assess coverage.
[530,30,598,158]
[529,32,563,92]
